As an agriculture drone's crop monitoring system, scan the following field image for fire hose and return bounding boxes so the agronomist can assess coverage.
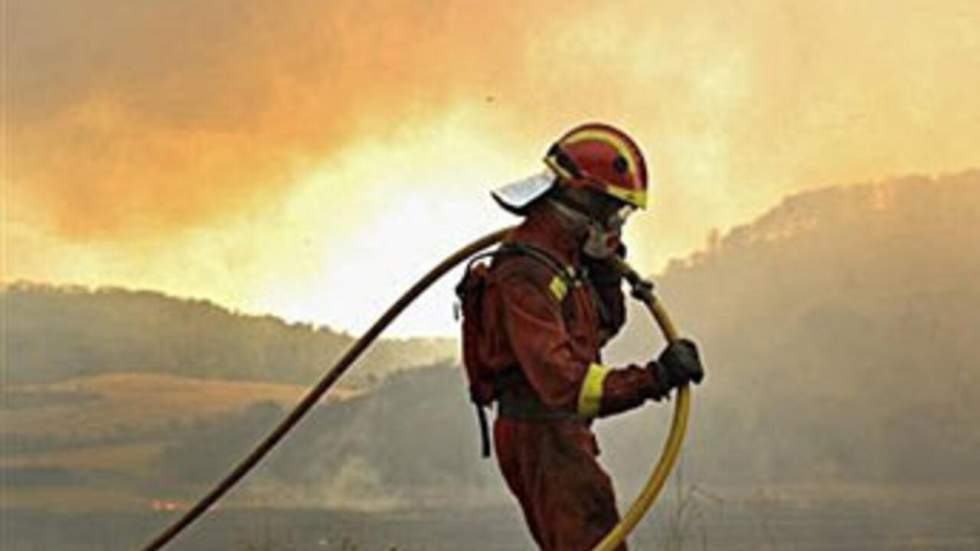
[138,226,691,551]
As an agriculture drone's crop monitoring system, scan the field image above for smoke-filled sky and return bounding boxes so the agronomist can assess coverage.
[4,0,979,335]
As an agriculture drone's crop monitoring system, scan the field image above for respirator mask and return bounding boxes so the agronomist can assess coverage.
[582,204,633,259]
[550,189,635,260]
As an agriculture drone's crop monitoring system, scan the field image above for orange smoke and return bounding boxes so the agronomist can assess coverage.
[9,1,555,238]
[6,0,980,335]
[11,0,980,241]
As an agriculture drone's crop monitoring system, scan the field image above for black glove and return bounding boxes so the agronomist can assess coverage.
[583,243,626,286]
[647,338,704,398]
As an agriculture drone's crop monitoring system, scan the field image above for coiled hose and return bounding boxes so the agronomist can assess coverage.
[138,226,690,551]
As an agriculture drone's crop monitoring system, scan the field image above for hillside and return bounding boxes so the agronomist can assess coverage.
[607,169,980,487]
[1,283,456,385]
[2,170,979,515]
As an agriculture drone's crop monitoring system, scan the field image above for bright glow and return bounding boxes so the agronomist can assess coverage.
[252,116,519,336]
[274,189,512,336]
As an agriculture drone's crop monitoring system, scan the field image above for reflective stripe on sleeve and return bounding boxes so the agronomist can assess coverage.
[577,363,611,417]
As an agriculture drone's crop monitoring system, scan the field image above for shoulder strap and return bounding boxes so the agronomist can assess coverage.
[455,242,578,302]
[498,242,578,302]
[498,242,577,285]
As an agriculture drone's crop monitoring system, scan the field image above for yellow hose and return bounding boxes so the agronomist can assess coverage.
[137,226,689,550]
[592,290,691,551]
[138,227,512,550]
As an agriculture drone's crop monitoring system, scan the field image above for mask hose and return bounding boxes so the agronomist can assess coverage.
[136,226,690,551]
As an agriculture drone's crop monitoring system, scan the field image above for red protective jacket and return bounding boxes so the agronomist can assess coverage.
[482,203,660,551]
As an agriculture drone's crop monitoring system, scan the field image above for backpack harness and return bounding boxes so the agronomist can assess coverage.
[455,241,582,457]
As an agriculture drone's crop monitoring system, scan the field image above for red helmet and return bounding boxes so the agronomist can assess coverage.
[491,122,649,215]
[544,122,648,209]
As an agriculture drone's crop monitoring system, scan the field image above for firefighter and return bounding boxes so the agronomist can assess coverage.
[482,123,705,550]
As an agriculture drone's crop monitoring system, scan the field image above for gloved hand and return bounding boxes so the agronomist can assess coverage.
[647,338,704,399]
[583,243,626,286]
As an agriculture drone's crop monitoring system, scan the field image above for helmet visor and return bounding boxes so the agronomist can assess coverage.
[490,170,556,215]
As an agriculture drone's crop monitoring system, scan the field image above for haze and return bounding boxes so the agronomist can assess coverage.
[5,0,979,335]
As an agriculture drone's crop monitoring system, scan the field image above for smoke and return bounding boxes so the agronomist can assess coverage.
[257,456,406,512]
[7,0,549,237]
[6,0,980,333]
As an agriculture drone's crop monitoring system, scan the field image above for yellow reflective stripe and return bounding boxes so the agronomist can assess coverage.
[548,275,568,302]
[563,129,640,182]
[604,186,648,209]
[544,156,576,181]
[577,363,611,418]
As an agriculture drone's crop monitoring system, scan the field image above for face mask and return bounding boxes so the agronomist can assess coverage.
[550,197,633,259]
[582,204,634,259]
[582,221,622,259]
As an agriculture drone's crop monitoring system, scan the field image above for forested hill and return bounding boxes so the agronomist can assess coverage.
[603,169,980,486]
[639,168,979,399]
[2,283,456,385]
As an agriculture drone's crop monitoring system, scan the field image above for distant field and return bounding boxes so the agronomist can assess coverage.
[3,490,980,551]
[1,372,360,439]
[0,372,368,510]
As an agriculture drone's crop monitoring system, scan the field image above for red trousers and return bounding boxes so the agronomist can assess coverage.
[494,417,627,551]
